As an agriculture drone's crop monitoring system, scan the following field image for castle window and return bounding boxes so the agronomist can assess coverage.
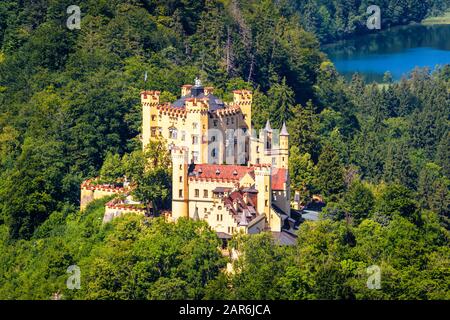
[204,208,207,213]
[265,200,268,207]
[226,118,229,125]
[211,136,216,142]
[231,118,234,124]
[169,127,178,139]
[179,176,182,182]
[192,151,199,162]
[265,185,268,192]
[151,115,156,121]
[203,190,208,198]
[179,164,182,170]
[218,206,222,210]
[181,131,186,141]
[211,148,217,158]
[282,157,285,162]
[256,146,259,153]
[192,135,199,145]
[213,120,218,127]
[151,128,156,137]
[179,189,183,198]
[195,189,199,198]
[193,122,198,130]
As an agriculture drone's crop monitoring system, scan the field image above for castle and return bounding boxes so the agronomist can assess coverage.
[81,79,296,240]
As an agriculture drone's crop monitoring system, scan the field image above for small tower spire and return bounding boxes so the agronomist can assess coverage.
[239,210,248,226]
[280,122,289,136]
[264,120,272,132]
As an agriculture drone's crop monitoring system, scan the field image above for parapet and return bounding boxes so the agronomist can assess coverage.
[141,90,161,106]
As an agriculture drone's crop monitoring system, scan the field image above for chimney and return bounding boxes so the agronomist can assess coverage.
[243,192,249,204]
[204,86,214,96]
[181,85,192,97]
[233,199,239,212]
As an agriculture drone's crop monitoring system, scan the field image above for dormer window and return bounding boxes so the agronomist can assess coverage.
[198,168,203,174]
[216,169,220,175]
[233,170,238,176]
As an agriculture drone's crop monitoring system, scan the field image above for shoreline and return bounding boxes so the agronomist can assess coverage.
[421,10,450,25]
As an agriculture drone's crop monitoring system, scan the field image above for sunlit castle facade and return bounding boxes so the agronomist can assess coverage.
[141,79,296,238]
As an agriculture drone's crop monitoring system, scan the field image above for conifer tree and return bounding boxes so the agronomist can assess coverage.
[316,143,345,200]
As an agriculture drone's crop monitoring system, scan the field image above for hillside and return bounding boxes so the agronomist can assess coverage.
[0,0,449,300]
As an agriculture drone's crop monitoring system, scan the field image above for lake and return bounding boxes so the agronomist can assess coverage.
[323,24,450,82]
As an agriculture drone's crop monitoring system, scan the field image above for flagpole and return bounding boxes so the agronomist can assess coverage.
[144,71,148,92]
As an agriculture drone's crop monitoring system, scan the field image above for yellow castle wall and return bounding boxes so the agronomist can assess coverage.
[103,206,145,223]
[80,188,122,211]
[143,84,290,234]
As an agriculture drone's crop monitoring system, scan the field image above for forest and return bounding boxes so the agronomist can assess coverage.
[0,0,449,299]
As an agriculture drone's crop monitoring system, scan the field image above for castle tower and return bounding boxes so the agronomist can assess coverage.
[171,147,189,220]
[278,122,289,169]
[233,90,253,164]
[141,90,160,151]
[233,90,252,131]
[185,96,209,164]
[254,165,272,225]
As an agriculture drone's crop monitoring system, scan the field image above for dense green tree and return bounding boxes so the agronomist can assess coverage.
[341,181,375,223]
[268,76,295,128]
[288,100,319,157]
[316,143,345,201]
[99,153,124,184]
[374,184,420,225]
[289,146,316,203]
[383,141,417,190]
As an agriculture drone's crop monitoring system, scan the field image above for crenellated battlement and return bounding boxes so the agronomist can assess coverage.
[80,179,128,210]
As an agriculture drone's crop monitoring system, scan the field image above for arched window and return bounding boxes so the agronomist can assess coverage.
[169,127,178,139]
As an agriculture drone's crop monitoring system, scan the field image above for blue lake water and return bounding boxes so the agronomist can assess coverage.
[323,24,450,82]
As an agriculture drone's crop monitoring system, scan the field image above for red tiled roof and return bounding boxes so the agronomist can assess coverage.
[222,190,258,224]
[189,164,254,182]
[271,168,288,191]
